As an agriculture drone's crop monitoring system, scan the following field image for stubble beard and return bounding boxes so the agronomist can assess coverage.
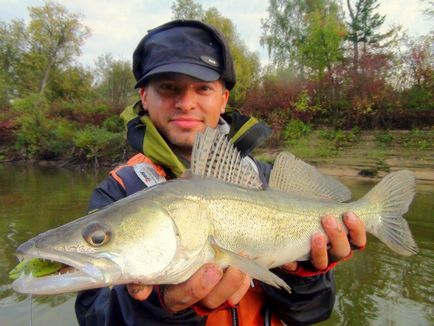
[164,128,199,158]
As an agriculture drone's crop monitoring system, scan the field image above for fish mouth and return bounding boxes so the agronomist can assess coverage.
[11,241,122,295]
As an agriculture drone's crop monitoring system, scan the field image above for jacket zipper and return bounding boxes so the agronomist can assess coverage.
[231,307,239,326]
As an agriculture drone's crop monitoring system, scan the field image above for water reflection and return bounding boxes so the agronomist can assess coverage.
[320,181,434,326]
[0,166,432,325]
[0,164,106,326]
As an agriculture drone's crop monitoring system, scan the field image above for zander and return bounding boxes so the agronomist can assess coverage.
[11,128,418,295]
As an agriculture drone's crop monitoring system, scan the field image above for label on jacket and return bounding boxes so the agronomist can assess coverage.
[133,163,166,187]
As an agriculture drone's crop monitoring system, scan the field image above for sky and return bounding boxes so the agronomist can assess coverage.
[0,0,432,68]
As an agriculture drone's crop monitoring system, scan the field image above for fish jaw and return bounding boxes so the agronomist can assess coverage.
[12,240,123,295]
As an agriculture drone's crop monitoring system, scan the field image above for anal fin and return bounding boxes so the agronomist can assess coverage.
[211,241,291,293]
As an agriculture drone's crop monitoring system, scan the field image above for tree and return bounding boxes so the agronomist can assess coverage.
[260,0,346,77]
[171,0,260,107]
[48,65,95,101]
[299,5,347,77]
[94,54,136,109]
[346,0,397,72]
[27,1,90,95]
[421,0,434,20]
[260,0,308,70]
[399,35,434,110]
[0,20,27,105]
[171,0,204,20]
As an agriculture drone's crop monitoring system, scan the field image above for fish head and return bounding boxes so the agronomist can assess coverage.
[12,200,179,295]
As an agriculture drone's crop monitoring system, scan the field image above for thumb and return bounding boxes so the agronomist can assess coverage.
[127,283,153,301]
[281,261,298,272]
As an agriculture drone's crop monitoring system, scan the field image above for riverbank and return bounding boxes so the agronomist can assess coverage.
[2,129,433,182]
[256,129,434,183]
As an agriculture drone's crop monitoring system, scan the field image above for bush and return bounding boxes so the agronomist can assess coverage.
[102,116,124,133]
[11,94,71,159]
[14,114,74,160]
[73,126,124,164]
[375,131,394,144]
[282,119,312,144]
[318,128,360,147]
[50,99,112,126]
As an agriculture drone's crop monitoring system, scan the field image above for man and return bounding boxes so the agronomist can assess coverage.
[75,20,366,325]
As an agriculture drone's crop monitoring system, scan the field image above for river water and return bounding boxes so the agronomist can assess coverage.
[0,164,433,326]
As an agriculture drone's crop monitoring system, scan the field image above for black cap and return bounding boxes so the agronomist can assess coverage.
[133,20,236,90]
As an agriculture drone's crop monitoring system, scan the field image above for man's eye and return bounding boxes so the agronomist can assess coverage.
[159,84,177,91]
[200,85,212,92]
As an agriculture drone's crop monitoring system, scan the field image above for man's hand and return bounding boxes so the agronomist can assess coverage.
[127,264,251,313]
[283,211,367,272]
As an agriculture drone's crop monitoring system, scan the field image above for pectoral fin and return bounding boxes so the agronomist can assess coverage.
[211,242,291,293]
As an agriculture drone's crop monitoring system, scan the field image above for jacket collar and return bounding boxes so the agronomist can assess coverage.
[120,103,271,177]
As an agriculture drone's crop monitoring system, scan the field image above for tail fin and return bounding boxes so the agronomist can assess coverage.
[362,170,418,256]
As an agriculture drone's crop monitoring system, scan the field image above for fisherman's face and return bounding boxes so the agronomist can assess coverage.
[140,73,229,159]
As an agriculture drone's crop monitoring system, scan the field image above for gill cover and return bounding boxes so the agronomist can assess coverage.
[112,201,180,280]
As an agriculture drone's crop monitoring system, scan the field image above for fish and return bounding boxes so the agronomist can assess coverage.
[11,127,418,295]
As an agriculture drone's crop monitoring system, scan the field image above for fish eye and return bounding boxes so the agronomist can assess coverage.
[82,223,112,247]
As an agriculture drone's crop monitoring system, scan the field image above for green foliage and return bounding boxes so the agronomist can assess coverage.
[0,20,27,103]
[375,130,394,144]
[282,119,312,143]
[260,0,307,68]
[28,1,91,95]
[94,54,136,109]
[11,93,48,115]
[401,128,434,150]
[48,65,96,101]
[50,99,111,126]
[319,128,360,143]
[300,7,346,76]
[102,116,124,133]
[0,2,91,101]
[73,126,124,163]
[261,0,344,73]
[12,94,74,159]
[283,131,340,159]
[294,90,323,115]
[402,86,434,110]
[171,0,204,19]
[346,0,387,51]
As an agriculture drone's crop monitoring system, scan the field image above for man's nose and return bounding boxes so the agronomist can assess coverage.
[175,86,197,111]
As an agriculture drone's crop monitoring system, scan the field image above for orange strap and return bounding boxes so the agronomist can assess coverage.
[109,153,167,190]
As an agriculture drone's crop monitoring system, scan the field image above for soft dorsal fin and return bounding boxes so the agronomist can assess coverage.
[191,128,263,189]
[269,152,351,202]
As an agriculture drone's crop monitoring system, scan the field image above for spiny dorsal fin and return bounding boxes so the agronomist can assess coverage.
[191,128,263,189]
[269,152,351,202]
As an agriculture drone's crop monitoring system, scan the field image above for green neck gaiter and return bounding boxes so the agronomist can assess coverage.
[140,116,186,177]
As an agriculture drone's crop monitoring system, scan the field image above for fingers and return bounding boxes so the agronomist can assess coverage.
[281,261,298,272]
[228,273,251,305]
[163,264,223,312]
[310,233,328,270]
[127,284,153,301]
[343,211,367,248]
[322,215,351,260]
[199,266,249,309]
[127,263,251,312]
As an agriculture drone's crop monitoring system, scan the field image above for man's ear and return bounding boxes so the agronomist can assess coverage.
[139,88,148,111]
[221,89,229,114]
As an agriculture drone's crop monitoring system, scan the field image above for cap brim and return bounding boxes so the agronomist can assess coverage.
[135,63,220,88]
